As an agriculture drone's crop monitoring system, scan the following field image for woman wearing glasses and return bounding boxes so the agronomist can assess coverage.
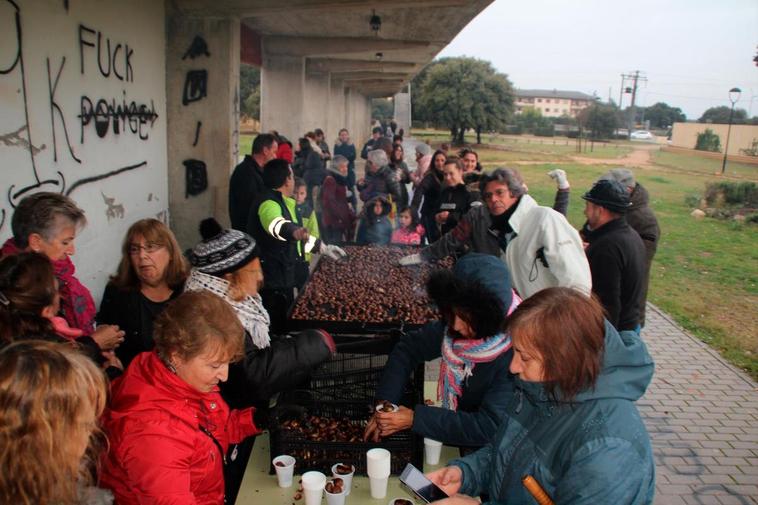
[98,218,189,368]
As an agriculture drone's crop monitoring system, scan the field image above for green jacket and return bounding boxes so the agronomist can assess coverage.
[250,190,319,290]
[451,321,655,505]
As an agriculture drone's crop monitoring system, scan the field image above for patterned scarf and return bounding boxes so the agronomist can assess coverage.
[184,269,271,349]
[438,331,512,410]
[1,238,96,335]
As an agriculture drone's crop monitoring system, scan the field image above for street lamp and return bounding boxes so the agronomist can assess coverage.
[721,87,741,175]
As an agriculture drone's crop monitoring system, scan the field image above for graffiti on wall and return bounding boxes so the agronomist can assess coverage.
[0,0,161,233]
[181,35,209,198]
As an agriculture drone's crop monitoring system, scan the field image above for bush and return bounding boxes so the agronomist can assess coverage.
[739,138,758,157]
[695,129,721,152]
[534,124,555,137]
[703,181,758,207]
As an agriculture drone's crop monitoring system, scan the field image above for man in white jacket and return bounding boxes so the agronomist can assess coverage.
[400,168,591,298]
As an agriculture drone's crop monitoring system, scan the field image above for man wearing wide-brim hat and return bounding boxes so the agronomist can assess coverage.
[582,179,647,333]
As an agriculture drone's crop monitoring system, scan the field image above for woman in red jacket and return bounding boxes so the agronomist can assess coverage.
[100,290,262,504]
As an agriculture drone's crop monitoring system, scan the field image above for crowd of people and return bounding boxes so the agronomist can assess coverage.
[0,119,660,504]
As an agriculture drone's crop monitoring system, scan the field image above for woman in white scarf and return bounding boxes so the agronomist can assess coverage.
[185,218,335,503]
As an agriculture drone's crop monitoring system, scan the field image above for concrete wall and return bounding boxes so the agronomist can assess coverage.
[671,122,758,156]
[394,90,411,134]
[165,10,239,248]
[260,52,305,143]
[0,0,167,299]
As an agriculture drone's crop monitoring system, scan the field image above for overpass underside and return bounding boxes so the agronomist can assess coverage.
[167,0,492,245]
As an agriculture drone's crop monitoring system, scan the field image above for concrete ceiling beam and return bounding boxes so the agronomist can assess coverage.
[310,71,410,80]
[306,58,417,73]
[263,35,430,56]
[176,0,472,17]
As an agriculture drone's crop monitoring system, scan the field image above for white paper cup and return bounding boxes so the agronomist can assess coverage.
[324,485,347,505]
[369,476,389,499]
[331,463,355,495]
[424,438,443,465]
[301,471,326,505]
[272,455,295,488]
[366,448,391,478]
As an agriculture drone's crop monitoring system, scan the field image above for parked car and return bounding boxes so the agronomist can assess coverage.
[630,130,654,140]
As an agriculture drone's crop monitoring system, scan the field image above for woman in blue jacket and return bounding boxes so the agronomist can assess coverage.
[364,254,517,450]
[428,287,655,505]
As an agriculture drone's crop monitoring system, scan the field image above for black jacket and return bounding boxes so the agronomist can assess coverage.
[333,142,357,187]
[97,283,181,368]
[375,321,514,448]
[229,156,265,231]
[358,165,401,203]
[585,218,646,331]
[626,183,660,266]
[411,169,443,218]
[438,183,481,235]
[301,147,326,186]
[247,189,304,291]
[222,329,332,409]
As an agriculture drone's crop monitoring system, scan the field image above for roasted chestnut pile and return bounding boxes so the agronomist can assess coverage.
[281,415,366,443]
[292,245,454,324]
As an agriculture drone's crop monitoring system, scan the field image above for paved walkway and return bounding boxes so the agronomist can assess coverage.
[641,304,757,504]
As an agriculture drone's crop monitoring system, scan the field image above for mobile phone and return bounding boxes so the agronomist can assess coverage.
[399,463,449,503]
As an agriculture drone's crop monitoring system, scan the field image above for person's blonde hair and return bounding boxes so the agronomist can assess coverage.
[153,291,245,363]
[0,340,107,505]
[110,218,189,290]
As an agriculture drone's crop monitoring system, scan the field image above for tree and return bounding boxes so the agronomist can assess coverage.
[698,106,748,124]
[240,63,261,119]
[371,98,394,122]
[578,103,619,140]
[695,129,721,152]
[514,107,551,135]
[415,57,514,144]
[643,102,686,128]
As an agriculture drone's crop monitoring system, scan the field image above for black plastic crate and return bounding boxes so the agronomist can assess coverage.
[269,392,423,476]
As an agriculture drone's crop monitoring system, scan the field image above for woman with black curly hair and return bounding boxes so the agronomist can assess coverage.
[364,253,520,450]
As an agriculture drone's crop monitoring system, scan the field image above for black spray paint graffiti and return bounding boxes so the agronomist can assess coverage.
[79,24,133,82]
[182,36,210,60]
[7,171,66,209]
[1,0,40,185]
[65,161,146,197]
[182,70,207,105]
[192,121,202,147]
[183,159,207,198]
[47,57,80,163]
[79,93,158,141]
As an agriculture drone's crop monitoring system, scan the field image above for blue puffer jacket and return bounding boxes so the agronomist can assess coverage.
[376,321,514,448]
[450,322,655,505]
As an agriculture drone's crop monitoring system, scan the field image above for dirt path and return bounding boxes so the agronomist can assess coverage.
[570,143,659,167]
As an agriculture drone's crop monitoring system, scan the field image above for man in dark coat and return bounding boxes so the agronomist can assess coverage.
[360,126,383,159]
[600,169,660,326]
[582,179,647,332]
[364,254,516,450]
[228,133,277,231]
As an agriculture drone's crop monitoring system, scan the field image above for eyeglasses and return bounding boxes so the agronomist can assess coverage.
[128,242,164,255]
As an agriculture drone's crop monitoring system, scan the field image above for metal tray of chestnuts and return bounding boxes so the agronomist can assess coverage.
[288,245,454,334]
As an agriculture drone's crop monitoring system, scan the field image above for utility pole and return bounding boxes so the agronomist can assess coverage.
[620,70,647,138]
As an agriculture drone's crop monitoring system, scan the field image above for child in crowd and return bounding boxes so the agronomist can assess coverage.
[391,206,425,245]
[294,177,320,262]
[356,195,393,245]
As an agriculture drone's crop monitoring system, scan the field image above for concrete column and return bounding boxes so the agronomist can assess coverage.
[394,90,411,134]
[260,52,305,143]
[302,71,331,133]
[166,11,239,248]
[327,77,345,142]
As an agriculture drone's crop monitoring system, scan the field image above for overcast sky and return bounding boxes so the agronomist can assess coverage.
[438,0,758,120]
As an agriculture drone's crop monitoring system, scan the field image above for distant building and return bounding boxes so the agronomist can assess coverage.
[515,89,597,118]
